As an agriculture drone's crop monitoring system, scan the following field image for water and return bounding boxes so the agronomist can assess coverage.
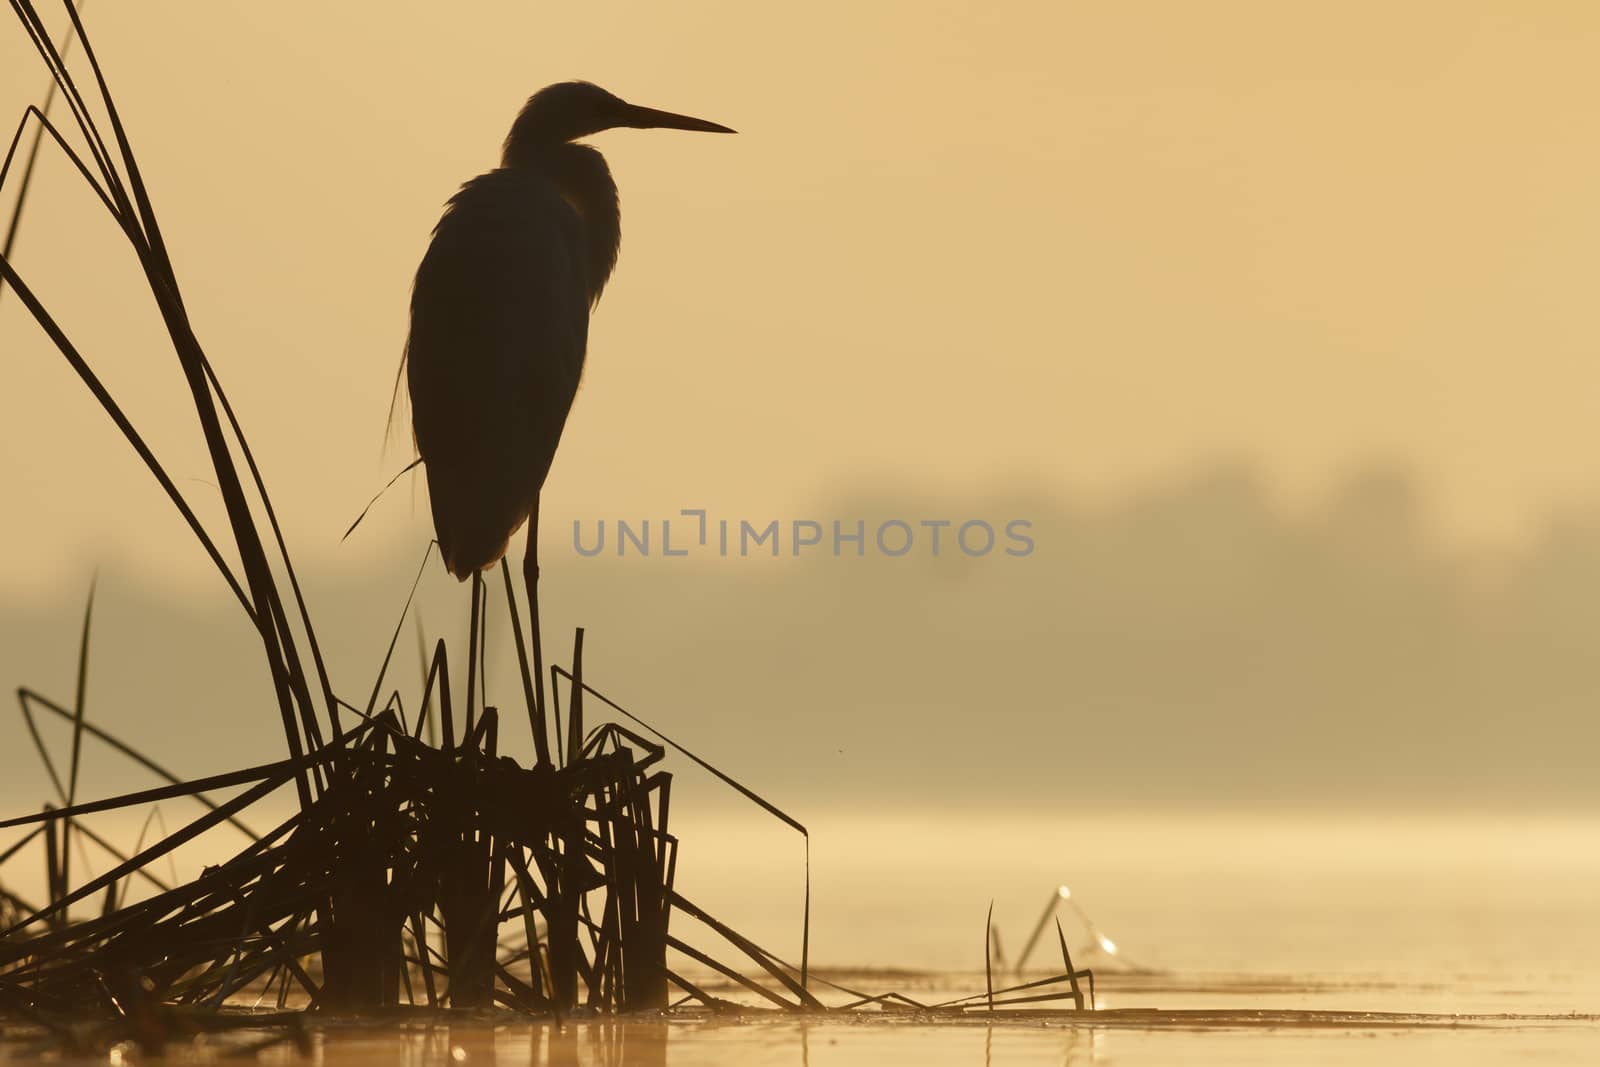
[2,809,1597,1063]
[665,809,1600,996]
[234,1012,1600,1066]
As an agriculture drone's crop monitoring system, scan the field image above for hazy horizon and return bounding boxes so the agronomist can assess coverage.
[4,464,1597,817]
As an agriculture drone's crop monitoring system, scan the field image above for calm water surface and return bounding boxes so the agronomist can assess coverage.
[2,811,1596,1063]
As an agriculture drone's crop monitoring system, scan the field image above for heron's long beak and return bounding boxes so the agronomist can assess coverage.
[624,103,736,134]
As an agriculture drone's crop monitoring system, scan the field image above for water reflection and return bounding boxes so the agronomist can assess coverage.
[984,1023,1105,1067]
[309,1020,673,1067]
[446,1024,498,1065]
[535,1021,667,1067]
[4,1009,1593,1066]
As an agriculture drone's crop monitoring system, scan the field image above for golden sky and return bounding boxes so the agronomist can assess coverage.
[4,1,1600,595]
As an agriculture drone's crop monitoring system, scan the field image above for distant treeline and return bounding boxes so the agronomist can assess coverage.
[3,462,1596,811]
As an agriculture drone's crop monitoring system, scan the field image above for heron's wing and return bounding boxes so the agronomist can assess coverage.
[405,169,590,577]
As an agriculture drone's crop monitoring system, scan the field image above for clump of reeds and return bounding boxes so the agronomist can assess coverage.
[3,620,731,1016]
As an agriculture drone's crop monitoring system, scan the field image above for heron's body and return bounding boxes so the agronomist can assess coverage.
[407,153,617,577]
[403,81,729,581]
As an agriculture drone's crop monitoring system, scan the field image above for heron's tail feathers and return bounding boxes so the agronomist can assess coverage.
[425,462,533,580]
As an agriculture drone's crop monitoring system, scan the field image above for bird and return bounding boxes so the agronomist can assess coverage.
[399,81,733,727]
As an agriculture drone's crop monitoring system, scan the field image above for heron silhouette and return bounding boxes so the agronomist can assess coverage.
[402,81,733,739]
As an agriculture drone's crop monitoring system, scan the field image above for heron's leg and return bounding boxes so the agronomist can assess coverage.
[524,494,576,1008]
[523,497,548,750]
[465,568,482,744]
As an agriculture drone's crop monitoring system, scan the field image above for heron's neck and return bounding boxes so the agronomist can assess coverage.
[526,143,620,306]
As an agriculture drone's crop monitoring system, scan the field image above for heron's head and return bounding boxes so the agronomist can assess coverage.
[503,81,734,165]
